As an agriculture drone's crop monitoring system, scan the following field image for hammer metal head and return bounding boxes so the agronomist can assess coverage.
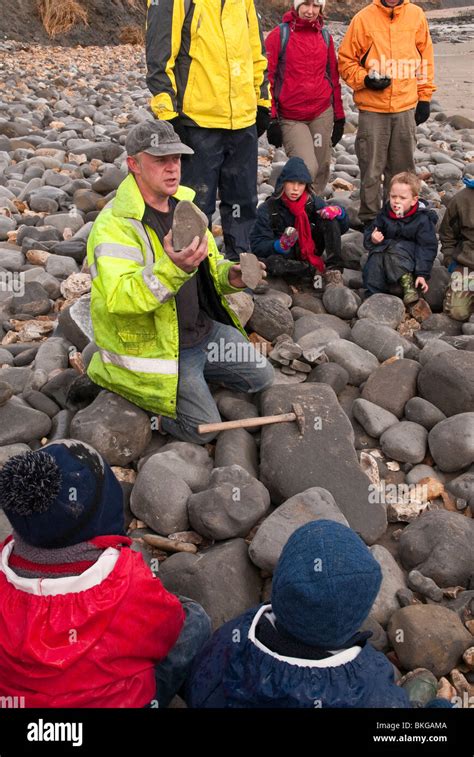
[291,402,305,436]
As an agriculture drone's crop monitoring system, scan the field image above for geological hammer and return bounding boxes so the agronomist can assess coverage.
[198,402,305,437]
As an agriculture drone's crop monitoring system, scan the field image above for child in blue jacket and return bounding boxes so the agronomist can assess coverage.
[363,171,438,305]
[250,157,349,286]
[186,520,451,709]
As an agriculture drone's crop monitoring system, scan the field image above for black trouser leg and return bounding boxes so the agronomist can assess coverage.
[219,126,258,261]
[179,126,224,227]
[315,218,344,271]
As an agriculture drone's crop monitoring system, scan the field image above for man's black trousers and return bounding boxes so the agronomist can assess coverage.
[179,124,258,261]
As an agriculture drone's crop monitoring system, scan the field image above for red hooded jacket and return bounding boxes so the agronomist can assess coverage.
[0,536,185,708]
[265,11,344,122]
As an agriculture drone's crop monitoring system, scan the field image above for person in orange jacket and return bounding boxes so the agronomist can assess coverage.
[338,0,436,225]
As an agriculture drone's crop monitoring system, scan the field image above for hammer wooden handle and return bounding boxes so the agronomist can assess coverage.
[198,412,296,434]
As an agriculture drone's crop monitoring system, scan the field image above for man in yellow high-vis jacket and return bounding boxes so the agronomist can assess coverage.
[146,0,271,260]
[87,121,273,443]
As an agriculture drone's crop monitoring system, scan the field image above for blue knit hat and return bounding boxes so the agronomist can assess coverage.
[271,520,382,648]
[274,157,313,197]
[0,440,125,548]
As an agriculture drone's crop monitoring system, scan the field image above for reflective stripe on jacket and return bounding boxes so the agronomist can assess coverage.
[86,174,244,417]
[146,0,270,129]
[338,0,436,114]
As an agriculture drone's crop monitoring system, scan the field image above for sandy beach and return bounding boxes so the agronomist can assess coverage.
[433,40,474,120]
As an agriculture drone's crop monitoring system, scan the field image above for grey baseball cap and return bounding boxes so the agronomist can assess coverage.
[125,120,194,157]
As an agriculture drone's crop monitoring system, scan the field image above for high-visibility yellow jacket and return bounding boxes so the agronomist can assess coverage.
[338,0,436,113]
[86,174,244,417]
[146,0,270,129]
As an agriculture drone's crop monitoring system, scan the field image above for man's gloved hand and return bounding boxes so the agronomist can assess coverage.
[267,118,283,148]
[415,101,430,125]
[318,205,343,221]
[256,106,271,138]
[331,118,345,146]
[364,74,391,91]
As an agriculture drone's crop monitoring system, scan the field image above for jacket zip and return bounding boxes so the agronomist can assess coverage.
[141,218,181,417]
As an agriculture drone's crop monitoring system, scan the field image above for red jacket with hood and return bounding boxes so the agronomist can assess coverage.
[0,535,185,708]
[265,10,344,122]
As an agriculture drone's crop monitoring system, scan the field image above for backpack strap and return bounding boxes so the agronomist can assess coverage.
[273,22,290,119]
[321,26,335,111]
[321,26,330,49]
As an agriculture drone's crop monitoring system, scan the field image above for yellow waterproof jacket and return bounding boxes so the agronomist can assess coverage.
[86,174,244,417]
[146,0,270,129]
[338,0,436,113]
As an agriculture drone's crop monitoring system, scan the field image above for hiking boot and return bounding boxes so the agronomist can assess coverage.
[399,273,419,306]
[323,269,344,288]
[443,271,474,322]
[172,200,208,251]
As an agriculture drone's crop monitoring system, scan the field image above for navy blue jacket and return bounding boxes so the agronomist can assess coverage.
[186,605,413,708]
[363,201,438,279]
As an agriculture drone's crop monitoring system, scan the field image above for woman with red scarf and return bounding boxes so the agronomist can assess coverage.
[250,157,348,285]
[265,0,345,195]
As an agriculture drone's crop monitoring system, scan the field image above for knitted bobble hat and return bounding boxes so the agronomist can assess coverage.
[274,157,313,198]
[271,520,382,648]
[294,0,326,11]
[0,440,125,549]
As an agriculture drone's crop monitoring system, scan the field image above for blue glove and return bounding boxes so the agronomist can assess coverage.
[273,240,289,254]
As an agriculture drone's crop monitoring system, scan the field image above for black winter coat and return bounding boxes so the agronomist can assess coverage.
[250,193,349,260]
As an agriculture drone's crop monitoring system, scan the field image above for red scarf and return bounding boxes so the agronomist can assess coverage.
[281,191,324,272]
[388,201,419,220]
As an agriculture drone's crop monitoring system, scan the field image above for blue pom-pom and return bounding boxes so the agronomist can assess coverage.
[0,452,62,516]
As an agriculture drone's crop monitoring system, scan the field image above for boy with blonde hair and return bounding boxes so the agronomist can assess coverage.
[363,171,438,305]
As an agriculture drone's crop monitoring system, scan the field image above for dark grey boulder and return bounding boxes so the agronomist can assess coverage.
[399,510,474,588]
[428,413,474,472]
[362,359,420,418]
[404,397,446,430]
[418,351,474,416]
[259,383,387,544]
[188,464,271,541]
[70,391,151,466]
[158,539,262,630]
[248,487,348,572]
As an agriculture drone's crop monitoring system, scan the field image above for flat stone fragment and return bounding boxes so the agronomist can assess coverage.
[172,200,208,251]
[239,252,263,289]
